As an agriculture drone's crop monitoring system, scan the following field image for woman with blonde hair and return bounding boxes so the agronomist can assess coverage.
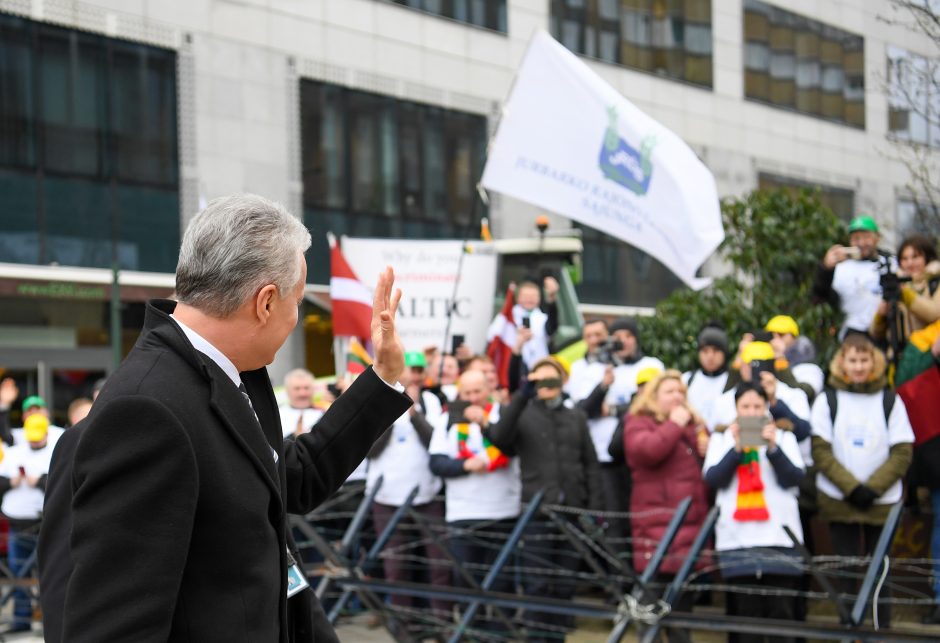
[812,333,914,627]
[624,370,710,642]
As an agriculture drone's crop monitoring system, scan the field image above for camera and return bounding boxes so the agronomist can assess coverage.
[596,338,624,366]
[879,264,912,304]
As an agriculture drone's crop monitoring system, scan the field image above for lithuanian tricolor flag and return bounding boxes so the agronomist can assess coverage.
[347,338,372,375]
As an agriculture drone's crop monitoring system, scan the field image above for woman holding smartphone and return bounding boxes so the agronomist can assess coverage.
[703,382,805,641]
[625,370,709,643]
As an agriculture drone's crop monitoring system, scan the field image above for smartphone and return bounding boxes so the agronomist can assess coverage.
[17,466,25,477]
[451,334,465,355]
[447,400,470,423]
[844,246,861,260]
[737,415,771,448]
[521,316,531,329]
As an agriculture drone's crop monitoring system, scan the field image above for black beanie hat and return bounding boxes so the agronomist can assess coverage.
[698,325,729,354]
[609,316,639,337]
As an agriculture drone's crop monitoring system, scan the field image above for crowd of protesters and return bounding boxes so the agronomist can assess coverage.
[1,215,940,640]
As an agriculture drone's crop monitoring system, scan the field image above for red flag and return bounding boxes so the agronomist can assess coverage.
[486,285,516,389]
[898,366,940,446]
[329,233,372,340]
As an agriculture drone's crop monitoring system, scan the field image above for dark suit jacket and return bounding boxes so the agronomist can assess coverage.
[38,299,411,642]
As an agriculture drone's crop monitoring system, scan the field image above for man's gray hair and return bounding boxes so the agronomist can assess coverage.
[284,368,316,388]
[176,194,312,317]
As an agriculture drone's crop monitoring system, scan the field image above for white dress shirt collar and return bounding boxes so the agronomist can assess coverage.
[171,314,242,389]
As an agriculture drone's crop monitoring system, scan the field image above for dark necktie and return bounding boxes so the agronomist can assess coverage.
[239,382,278,464]
[237,383,259,424]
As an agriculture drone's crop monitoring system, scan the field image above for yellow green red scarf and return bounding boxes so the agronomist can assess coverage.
[734,448,769,521]
[455,403,509,471]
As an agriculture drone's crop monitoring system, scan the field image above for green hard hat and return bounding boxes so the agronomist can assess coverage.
[848,215,879,233]
[22,395,46,412]
[404,351,427,368]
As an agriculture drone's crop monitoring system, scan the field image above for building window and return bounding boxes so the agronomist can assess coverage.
[744,0,864,128]
[550,0,713,89]
[897,199,939,236]
[575,224,683,307]
[887,46,940,147]
[758,172,855,221]
[381,0,507,32]
[300,80,488,284]
[0,13,179,272]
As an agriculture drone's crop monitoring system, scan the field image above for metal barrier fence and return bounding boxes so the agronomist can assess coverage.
[291,476,940,642]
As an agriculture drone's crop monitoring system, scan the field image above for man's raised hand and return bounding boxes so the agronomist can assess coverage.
[371,266,405,385]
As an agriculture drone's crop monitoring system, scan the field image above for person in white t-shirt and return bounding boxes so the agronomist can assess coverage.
[429,369,519,633]
[366,379,449,621]
[278,369,325,440]
[682,323,731,423]
[703,382,805,634]
[812,333,914,628]
[812,215,897,338]
[765,315,825,398]
[0,413,57,631]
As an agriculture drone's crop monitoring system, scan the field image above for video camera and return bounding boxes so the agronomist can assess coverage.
[596,337,624,366]
[879,265,912,304]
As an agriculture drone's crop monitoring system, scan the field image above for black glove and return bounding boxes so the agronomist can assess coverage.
[846,485,878,510]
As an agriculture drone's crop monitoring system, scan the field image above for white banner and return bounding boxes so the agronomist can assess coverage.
[341,237,498,353]
[482,31,723,290]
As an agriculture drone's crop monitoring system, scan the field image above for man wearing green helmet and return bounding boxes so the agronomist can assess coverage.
[813,215,897,339]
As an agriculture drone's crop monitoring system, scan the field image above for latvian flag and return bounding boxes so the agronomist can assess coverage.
[328,232,372,341]
[486,285,516,389]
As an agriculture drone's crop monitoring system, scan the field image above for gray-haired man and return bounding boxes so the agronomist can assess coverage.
[38,194,412,643]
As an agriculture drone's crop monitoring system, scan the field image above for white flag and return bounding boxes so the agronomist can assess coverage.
[482,31,723,290]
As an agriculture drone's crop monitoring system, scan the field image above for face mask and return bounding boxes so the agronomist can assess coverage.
[542,395,564,409]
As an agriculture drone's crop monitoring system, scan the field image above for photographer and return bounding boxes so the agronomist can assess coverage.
[812,215,896,338]
[870,234,940,349]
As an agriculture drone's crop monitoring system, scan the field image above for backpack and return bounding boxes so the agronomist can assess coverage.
[824,387,895,426]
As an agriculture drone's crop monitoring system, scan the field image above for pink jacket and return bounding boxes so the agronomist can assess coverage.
[625,414,711,574]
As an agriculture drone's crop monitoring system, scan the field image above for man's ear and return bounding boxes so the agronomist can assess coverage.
[255,284,278,323]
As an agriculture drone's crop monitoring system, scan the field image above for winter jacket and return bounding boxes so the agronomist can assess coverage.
[484,390,601,511]
[624,413,711,574]
[870,261,940,343]
[811,350,914,525]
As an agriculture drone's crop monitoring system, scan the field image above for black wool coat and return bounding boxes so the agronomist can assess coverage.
[38,299,412,642]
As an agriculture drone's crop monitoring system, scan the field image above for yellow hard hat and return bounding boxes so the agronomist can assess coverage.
[24,414,49,443]
[741,341,775,364]
[765,315,799,337]
[636,366,662,386]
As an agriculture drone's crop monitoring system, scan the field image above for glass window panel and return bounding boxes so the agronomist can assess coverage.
[0,15,35,168]
[39,29,107,176]
[399,103,423,217]
[422,108,447,221]
[575,223,682,307]
[552,0,711,86]
[42,176,113,269]
[383,0,506,32]
[0,16,180,272]
[116,184,179,272]
[0,170,39,265]
[744,1,864,127]
[111,44,178,185]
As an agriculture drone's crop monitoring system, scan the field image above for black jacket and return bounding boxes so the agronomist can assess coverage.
[38,299,411,643]
[484,390,601,510]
